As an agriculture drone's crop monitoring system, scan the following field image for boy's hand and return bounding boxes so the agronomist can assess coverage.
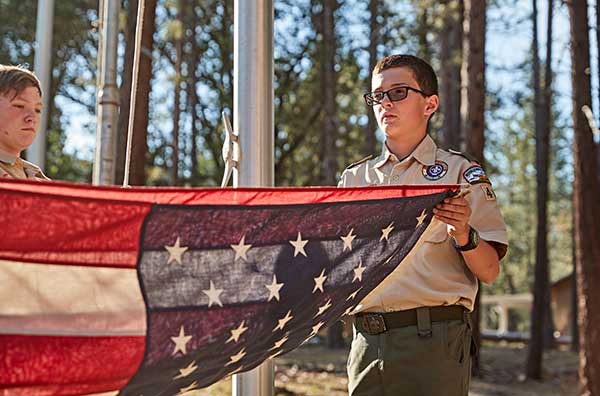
[433,196,471,245]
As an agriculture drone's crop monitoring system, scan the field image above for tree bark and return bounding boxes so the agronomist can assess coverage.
[439,0,463,149]
[187,37,200,185]
[461,0,485,160]
[116,0,157,185]
[567,1,600,394]
[171,3,184,186]
[461,0,486,377]
[365,0,380,156]
[526,0,555,379]
[319,0,338,186]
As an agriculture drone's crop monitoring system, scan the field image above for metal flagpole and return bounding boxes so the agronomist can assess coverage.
[93,0,120,185]
[232,0,274,395]
[28,0,54,170]
[95,0,104,154]
[123,0,146,187]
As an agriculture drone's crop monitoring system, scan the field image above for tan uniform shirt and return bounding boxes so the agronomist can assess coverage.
[0,149,49,180]
[338,135,508,312]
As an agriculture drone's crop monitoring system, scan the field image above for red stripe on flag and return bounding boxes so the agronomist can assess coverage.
[0,189,151,267]
[0,179,458,206]
[0,334,146,396]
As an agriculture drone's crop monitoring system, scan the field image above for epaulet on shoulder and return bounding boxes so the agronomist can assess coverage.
[346,155,372,170]
[447,148,481,165]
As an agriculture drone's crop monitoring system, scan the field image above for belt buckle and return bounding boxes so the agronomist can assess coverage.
[361,313,387,335]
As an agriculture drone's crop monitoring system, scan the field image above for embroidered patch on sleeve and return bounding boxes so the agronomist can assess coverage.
[482,184,497,200]
[463,165,491,185]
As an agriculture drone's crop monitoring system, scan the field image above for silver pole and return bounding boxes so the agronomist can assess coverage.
[123,0,146,186]
[96,0,104,145]
[28,0,54,170]
[93,0,120,185]
[232,0,274,395]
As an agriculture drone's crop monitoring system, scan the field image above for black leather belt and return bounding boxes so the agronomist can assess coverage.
[354,305,466,335]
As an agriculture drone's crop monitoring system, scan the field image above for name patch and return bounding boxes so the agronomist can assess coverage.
[422,161,448,181]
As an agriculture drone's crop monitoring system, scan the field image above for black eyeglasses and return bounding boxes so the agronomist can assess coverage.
[363,86,428,106]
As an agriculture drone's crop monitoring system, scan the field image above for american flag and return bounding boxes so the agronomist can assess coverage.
[0,179,457,395]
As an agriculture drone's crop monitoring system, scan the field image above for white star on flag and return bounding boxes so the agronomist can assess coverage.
[174,360,198,379]
[312,269,327,293]
[230,235,252,261]
[344,306,357,316]
[380,223,394,241]
[171,326,192,355]
[265,275,284,302]
[310,322,324,337]
[226,321,248,344]
[272,310,293,332]
[346,287,363,301]
[269,334,289,351]
[227,348,247,366]
[202,280,224,307]
[315,299,332,317]
[289,232,308,257]
[340,228,356,251]
[416,209,427,228]
[352,259,366,283]
[177,380,199,395]
[165,237,188,265]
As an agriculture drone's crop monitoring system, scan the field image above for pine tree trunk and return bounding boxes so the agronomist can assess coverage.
[567,1,600,394]
[187,49,200,184]
[461,0,485,159]
[116,0,157,185]
[527,0,555,379]
[171,4,184,186]
[365,0,380,156]
[461,0,486,377]
[439,0,463,149]
[319,0,338,186]
[541,0,556,351]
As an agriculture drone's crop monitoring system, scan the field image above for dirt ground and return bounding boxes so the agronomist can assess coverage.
[195,342,578,396]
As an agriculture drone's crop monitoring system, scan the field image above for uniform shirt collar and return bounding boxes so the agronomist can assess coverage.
[0,148,17,165]
[374,135,437,168]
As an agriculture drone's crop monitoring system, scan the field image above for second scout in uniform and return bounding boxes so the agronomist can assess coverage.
[0,64,48,180]
[339,55,508,395]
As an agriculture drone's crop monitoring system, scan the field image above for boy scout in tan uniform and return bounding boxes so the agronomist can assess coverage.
[0,149,48,179]
[340,55,508,396]
[0,65,48,180]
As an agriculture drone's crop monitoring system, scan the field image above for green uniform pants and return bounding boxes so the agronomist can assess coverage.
[347,313,474,396]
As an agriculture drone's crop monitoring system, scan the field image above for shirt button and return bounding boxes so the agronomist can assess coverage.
[392,175,400,182]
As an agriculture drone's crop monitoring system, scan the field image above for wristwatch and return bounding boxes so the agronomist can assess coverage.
[453,226,480,252]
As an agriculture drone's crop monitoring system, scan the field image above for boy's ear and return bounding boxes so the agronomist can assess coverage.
[424,94,439,117]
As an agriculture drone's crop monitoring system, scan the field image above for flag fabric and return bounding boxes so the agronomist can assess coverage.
[0,179,457,396]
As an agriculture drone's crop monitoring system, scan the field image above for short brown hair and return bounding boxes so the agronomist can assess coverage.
[0,64,42,99]
[373,54,438,96]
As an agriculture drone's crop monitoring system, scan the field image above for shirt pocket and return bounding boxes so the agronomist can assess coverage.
[424,224,449,244]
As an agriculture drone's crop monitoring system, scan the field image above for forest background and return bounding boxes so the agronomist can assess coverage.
[1,0,600,393]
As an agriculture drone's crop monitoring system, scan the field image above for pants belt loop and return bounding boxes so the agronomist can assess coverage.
[416,307,432,338]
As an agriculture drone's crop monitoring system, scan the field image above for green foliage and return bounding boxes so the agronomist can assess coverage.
[484,65,573,296]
